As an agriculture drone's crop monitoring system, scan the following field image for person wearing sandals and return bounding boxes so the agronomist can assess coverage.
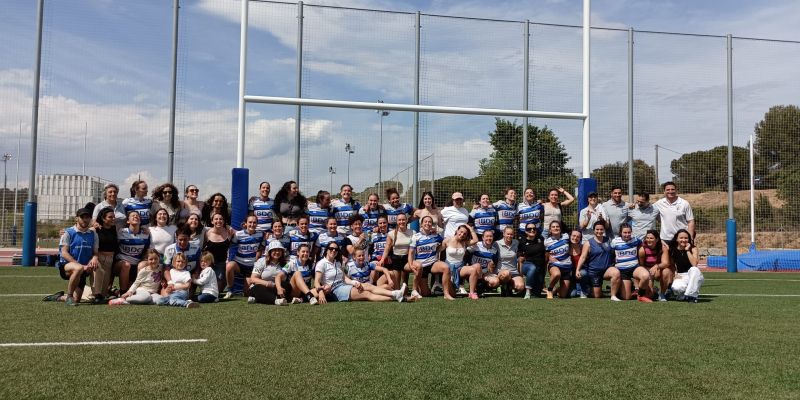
[543,220,573,299]
[639,229,673,302]
[669,229,704,303]
[281,243,319,305]
[248,241,292,306]
[44,205,100,306]
[442,224,480,300]
[314,243,406,304]
[109,249,163,305]
[611,224,653,302]
[519,222,546,300]
[575,221,621,301]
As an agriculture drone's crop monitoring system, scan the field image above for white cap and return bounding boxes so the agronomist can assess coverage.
[267,240,285,252]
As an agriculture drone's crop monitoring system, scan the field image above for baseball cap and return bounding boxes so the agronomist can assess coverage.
[267,240,285,252]
[76,202,95,217]
[587,192,598,198]
[451,192,464,200]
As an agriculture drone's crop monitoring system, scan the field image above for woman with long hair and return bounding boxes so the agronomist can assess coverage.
[358,193,384,234]
[668,229,703,303]
[493,187,518,233]
[517,187,544,238]
[288,215,318,257]
[408,215,452,300]
[331,184,361,235]
[249,181,275,236]
[280,243,318,304]
[542,187,574,230]
[93,207,118,302]
[639,229,673,302]
[201,193,230,228]
[224,214,263,299]
[376,213,414,291]
[203,211,233,291]
[177,184,204,223]
[315,217,348,261]
[149,208,177,256]
[274,181,307,232]
[569,229,588,298]
[112,211,151,294]
[314,242,406,304]
[413,191,443,230]
[441,224,480,299]
[92,184,126,229]
[611,224,653,302]
[150,183,180,225]
[383,187,414,230]
[468,229,500,294]
[519,222,546,299]
[122,180,153,226]
[307,190,332,235]
[185,213,206,251]
[496,226,524,296]
[470,193,498,238]
[543,220,573,299]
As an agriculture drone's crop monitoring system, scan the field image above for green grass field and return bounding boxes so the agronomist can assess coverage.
[0,267,798,400]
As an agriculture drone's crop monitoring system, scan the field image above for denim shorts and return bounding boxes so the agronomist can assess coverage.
[330,283,352,302]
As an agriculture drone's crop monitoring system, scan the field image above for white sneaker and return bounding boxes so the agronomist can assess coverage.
[185,301,199,309]
[457,287,468,295]
[275,298,288,306]
[610,296,622,302]
[291,297,303,304]
[223,291,233,300]
[392,289,404,302]
[247,296,256,304]
[658,294,668,302]
[399,283,408,296]
[309,296,319,305]
[410,290,423,300]
[580,293,588,299]
[523,291,531,300]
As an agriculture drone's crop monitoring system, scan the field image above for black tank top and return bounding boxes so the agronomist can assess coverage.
[204,238,230,265]
[96,226,118,253]
[671,249,692,274]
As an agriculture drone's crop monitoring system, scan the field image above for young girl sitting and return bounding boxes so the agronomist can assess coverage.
[193,252,219,303]
[109,249,163,305]
[158,253,200,308]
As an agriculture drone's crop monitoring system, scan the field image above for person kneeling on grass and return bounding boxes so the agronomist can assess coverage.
[543,221,573,299]
[248,241,292,306]
[280,243,318,305]
[193,252,219,303]
[575,221,621,301]
[109,249,163,305]
[157,253,199,308]
[44,204,100,306]
[668,229,704,303]
[639,230,673,302]
[468,229,500,296]
[408,216,453,300]
[611,224,653,302]
[314,243,407,304]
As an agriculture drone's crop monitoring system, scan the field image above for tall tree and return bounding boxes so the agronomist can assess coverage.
[754,105,800,188]
[670,146,749,193]
[592,160,656,196]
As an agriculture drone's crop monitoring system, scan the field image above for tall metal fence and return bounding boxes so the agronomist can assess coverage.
[1,0,799,252]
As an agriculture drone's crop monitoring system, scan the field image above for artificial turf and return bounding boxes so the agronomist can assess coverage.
[0,267,798,399]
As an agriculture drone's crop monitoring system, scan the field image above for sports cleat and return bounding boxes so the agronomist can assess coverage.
[274,298,288,306]
[291,297,303,305]
[65,296,78,306]
[410,290,422,300]
[42,291,64,302]
[523,291,531,300]
[392,290,404,303]
[658,294,668,302]
[431,282,444,294]
[457,287,468,295]
[185,301,199,308]
[579,293,588,299]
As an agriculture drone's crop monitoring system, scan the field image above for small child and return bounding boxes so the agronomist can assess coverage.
[193,252,219,303]
[109,249,163,305]
[158,253,199,308]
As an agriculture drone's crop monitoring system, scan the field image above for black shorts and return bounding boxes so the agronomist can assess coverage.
[386,254,406,271]
[421,264,433,278]
[587,269,606,288]
[618,268,635,281]
[57,261,89,287]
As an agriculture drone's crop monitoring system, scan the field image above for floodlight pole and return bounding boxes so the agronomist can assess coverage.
[167,0,179,183]
[749,135,755,248]
[345,143,354,184]
[581,0,591,179]
[13,122,21,246]
[23,0,44,267]
[328,166,336,193]
[522,20,530,190]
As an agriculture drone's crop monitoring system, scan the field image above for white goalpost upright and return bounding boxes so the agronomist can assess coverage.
[232,0,592,228]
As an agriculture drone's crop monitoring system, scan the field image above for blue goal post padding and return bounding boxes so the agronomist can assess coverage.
[707,250,800,271]
[230,168,249,293]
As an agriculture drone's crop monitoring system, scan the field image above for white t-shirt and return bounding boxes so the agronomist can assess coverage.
[193,267,219,296]
[170,268,191,286]
[252,258,284,281]
[654,197,694,241]
[150,225,177,255]
[578,204,608,240]
[441,206,469,238]
[315,258,345,286]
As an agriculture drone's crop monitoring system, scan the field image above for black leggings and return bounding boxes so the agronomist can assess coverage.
[249,280,292,305]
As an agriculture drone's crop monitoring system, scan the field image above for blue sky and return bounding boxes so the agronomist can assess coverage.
[1,0,799,199]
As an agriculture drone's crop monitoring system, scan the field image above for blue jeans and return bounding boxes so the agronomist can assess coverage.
[522,262,545,293]
[571,269,591,297]
[159,290,190,307]
[197,293,217,303]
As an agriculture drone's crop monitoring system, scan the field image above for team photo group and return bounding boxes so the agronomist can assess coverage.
[44,178,704,308]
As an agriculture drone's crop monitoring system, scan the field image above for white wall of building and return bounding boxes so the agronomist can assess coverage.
[35,174,109,221]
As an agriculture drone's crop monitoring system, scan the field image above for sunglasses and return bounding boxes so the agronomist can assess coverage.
[188,188,198,193]
[327,247,340,252]
[525,228,537,232]
[163,190,173,194]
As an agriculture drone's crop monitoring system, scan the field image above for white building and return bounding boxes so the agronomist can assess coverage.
[36,174,110,221]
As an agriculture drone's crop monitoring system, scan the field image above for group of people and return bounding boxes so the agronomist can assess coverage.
[44,178,704,308]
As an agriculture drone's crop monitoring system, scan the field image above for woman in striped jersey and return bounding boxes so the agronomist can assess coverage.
[543,220,573,299]
[470,193,498,239]
[280,243,318,304]
[611,224,653,302]
[123,180,152,227]
[383,187,414,230]
[468,229,500,294]
[315,217,348,261]
[266,220,291,250]
[345,214,369,259]
[493,187,518,233]
[371,216,397,290]
[358,193,383,234]
[331,184,361,235]
[224,215,264,298]
[307,190,332,235]
[409,216,451,300]
[288,216,318,258]
[517,188,544,238]
[248,181,275,236]
[112,211,151,293]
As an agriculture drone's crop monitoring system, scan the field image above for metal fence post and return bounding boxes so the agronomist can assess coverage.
[412,11,420,203]
[726,33,738,273]
[167,0,179,184]
[294,1,304,183]
[522,20,530,191]
[627,27,634,202]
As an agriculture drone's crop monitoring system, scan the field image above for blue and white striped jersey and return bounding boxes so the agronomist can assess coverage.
[306,202,331,234]
[517,201,544,234]
[468,241,498,273]
[544,233,572,269]
[410,232,443,267]
[358,206,382,233]
[315,231,348,252]
[383,203,413,229]
[248,197,275,234]
[163,242,202,272]
[470,207,498,236]
[331,199,362,235]
[122,197,153,226]
[288,230,318,257]
[611,237,641,270]
[230,229,264,267]
[346,259,374,283]
[493,200,518,231]
[368,231,388,261]
[115,227,150,265]
[283,256,313,281]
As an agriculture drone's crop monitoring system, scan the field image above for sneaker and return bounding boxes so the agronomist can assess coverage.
[275,298,288,306]
[658,293,668,302]
[468,292,479,300]
[309,296,319,305]
[223,291,233,300]
[431,282,444,294]
[291,297,303,305]
[610,296,622,302]
[410,290,422,300]
[545,289,554,300]
[638,295,653,303]
[65,296,78,306]
[392,290,404,303]
[186,301,199,309]
[676,294,686,302]
[42,291,64,302]
[523,291,531,300]
[247,296,256,304]
[91,294,107,305]
[399,283,408,296]
[457,287,468,295]
[685,296,699,304]
[579,293,588,299]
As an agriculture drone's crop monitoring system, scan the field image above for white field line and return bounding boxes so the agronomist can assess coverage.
[0,275,60,278]
[705,278,800,282]
[0,294,49,297]
[702,294,800,297]
[0,339,208,348]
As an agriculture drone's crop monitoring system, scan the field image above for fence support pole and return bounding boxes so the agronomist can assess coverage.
[294,1,304,183]
[726,33,738,273]
[627,27,634,203]
[522,20,530,191]
[412,11,421,203]
[167,0,179,184]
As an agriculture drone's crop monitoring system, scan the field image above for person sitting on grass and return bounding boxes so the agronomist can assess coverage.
[669,229,704,303]
[193,252,219,303]
[223,214,264,299]
[639,229,673,302]
[157,253,199,308]
[280,243,318,305]
[43,204,100,306]
[441,224,480,300]
[408,215,452,300]
[109,249,163,305]
[611,224,653,302]
[248,241,292,306]
[543,220,573,299]
[314,243,407,304]
[468,229,500,296]
[575,221,621,301]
